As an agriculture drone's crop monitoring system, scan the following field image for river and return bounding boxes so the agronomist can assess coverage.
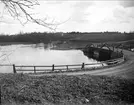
[0,44,102,73]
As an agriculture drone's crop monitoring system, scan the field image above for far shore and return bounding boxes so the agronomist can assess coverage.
[0,42,35,46]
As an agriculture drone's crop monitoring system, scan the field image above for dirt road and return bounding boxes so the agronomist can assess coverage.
[31,49,134,79]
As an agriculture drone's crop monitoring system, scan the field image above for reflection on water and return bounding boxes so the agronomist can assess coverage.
[0,44,100,73]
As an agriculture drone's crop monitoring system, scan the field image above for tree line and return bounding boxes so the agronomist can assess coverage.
[0,32,134,44]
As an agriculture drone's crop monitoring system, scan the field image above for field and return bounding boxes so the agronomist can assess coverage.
[0,73,134,105]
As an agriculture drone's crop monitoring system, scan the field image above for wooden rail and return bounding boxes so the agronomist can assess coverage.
[11,56,125,74]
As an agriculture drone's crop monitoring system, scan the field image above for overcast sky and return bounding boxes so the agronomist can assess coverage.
[0,0,134,34]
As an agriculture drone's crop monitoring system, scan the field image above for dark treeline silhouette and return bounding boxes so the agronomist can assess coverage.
[0,32,73,44]
[0,31,134,44]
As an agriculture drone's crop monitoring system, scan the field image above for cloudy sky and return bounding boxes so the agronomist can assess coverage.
[0,0,134,34]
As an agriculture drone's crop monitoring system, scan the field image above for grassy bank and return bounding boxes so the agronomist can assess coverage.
[0,73,134,105]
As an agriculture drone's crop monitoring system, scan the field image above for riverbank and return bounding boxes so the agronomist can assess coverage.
[0,36,134,104]
[0,47,134,105]
[0,42,34,46]
[0,73,134,105]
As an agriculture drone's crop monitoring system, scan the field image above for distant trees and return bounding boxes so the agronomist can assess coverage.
[0,32,134,44]
[0,32,72,44]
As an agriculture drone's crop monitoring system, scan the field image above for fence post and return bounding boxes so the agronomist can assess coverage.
[66,65,68,71]
[34,66,36,73]
[81,63,85,69]
[13,64,16,73]
[0,86,1,105]
[52,64,54,71]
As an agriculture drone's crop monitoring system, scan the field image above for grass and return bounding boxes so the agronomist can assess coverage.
[0,73,134,105]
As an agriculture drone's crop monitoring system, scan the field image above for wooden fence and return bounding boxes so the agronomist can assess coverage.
[11,56,125,74]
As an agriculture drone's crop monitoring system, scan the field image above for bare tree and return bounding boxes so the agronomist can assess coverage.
[0,0,58,30]
[0,0,60,66]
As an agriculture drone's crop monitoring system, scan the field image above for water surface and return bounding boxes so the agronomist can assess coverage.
[0,44,101,73]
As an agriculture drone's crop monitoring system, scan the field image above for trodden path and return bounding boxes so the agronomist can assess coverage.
[30,49,134,79]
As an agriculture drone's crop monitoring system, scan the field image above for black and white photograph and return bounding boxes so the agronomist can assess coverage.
[0,0,134,105]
